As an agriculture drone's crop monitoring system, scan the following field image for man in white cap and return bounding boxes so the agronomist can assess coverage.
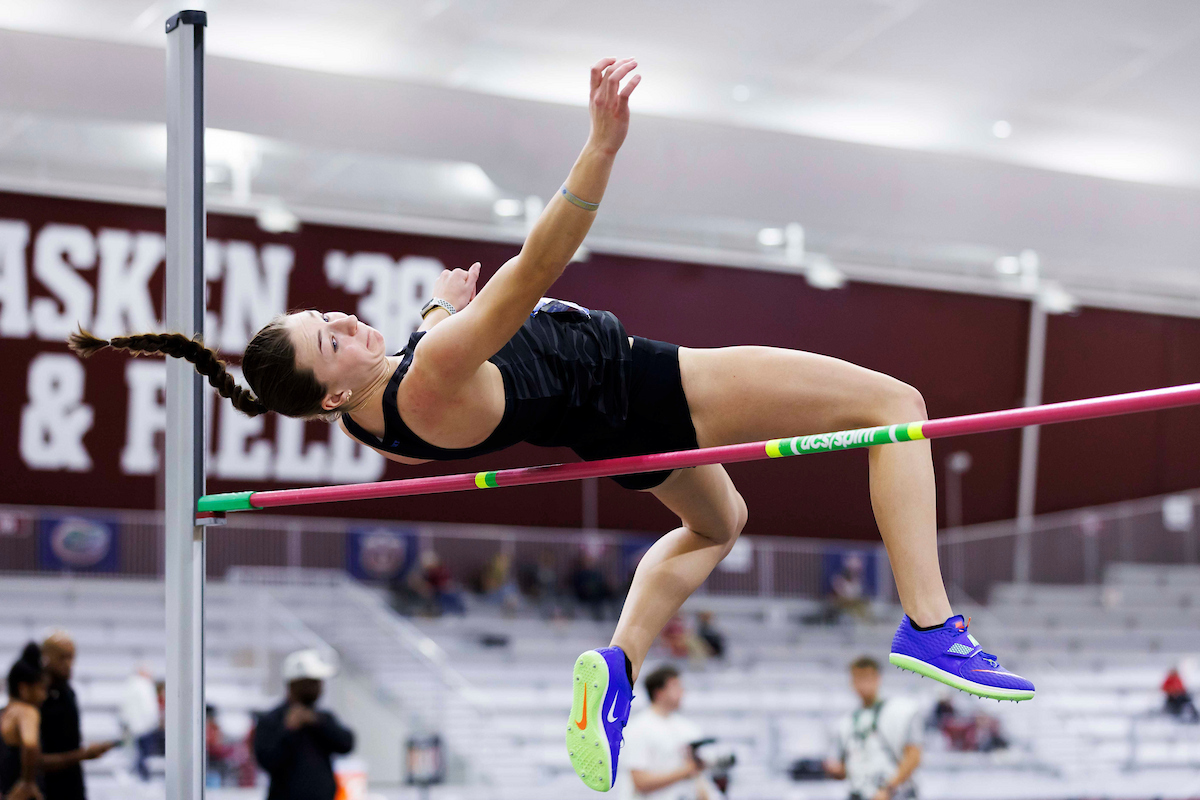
[254,649,355,800]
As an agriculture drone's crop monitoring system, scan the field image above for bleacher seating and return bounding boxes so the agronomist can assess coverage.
[3,563,1199,799]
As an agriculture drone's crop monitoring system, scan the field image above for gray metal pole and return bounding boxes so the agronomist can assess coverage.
[165,10,207,800]
[1013,300,1048,584]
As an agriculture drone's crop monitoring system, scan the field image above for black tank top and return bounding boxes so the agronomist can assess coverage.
[0,709,38,795]
[342,299,632,459]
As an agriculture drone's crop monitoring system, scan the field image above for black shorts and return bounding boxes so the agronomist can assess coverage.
[572,336,699,490]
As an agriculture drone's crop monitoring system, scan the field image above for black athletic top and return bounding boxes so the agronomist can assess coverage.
[0,734,21,795]
[0,710,41,796]
[342,299,633,458]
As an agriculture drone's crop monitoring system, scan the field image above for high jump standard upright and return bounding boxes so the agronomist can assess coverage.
[165,10,208,800]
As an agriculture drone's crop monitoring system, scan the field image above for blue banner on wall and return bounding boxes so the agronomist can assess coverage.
[38,515,120,573]
[821,549,878,599]
[347,526,418,582]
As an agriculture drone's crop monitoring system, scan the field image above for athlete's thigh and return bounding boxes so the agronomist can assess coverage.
[647,463,744,541]
[679,345,908,448]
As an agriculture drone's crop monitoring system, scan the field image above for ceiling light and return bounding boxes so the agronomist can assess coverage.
[806,258,846,290]
[492,198,523,217]
[1037,282,1077,314]
[732,85,751,103]
[757,227,784,247]
[256,203,300,234]
[992,120,1013,139]
[994,255,1020,275]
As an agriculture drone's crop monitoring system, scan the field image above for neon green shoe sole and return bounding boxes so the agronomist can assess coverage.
[567,650,614,792]
[890,653,1035,701]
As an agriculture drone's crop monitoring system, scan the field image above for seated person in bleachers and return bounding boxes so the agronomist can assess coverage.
[928,695,1008,753]
[695,612,725,660]
[477,552,521,614]
[517,550,567,619]
[619,665,716,800]
[829,554,871,622]
[570,553,615,621]
[824,656,922,800]
[134,681,166,781]
[1163,667,1199,723]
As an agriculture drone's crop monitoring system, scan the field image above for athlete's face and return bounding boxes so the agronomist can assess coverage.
[287,310,388,411]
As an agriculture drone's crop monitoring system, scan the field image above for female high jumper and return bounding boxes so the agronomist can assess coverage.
[71,58,1033,793]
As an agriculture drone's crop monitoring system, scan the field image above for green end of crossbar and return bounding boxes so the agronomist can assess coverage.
[197,491,258,513]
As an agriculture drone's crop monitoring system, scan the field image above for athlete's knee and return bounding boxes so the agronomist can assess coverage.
[870,377,927,424]
[697,489,748,551]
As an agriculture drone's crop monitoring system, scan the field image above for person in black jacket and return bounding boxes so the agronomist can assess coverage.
[254,650,354,800]
[39,632,116,800]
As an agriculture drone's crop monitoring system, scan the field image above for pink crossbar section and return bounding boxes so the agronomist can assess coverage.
[246,382,1200,510]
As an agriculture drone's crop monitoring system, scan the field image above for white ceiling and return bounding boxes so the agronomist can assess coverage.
[1,1,1199,314]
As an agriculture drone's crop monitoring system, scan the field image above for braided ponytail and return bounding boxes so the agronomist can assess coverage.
[69,327,268,417]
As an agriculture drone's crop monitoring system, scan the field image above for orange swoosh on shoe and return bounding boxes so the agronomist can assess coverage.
[575,684,588,730]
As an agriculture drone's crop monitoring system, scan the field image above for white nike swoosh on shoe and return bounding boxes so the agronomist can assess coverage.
[607,696,621,724]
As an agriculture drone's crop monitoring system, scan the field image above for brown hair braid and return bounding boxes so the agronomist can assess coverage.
[69,328,269,416]
[69,316,328,418]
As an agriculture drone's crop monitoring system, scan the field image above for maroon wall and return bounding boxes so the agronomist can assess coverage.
[1,190,1195,540]
[1038,308,1200,513]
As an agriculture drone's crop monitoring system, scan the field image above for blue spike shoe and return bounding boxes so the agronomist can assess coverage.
[890,615,1035,701]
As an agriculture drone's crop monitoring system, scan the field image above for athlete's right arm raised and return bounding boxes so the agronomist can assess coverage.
[412,58,641,390]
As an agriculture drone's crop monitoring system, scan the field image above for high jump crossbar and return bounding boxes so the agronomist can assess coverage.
[197,382,1200,516]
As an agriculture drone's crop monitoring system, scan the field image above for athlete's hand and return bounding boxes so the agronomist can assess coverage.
[587,57,640,155]
[432,262,481,312]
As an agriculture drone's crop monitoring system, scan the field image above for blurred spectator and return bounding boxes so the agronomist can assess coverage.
[39,632,116,799]
[1163,667,1199,723]
[418,551,466,616]
[205,705,235,788]
[696,613,725,660]
[118,666,159,741]
[134,682,166,781]
[518,550,566,619]
[824,656,922,800]
[254,650,354,800]
[660,616,710,665]
[570,553,615,620]
[828,554,871,622]
[477,552,521,614]
[928,696,1008,753]
[620,665,716,800]
[1,643,48,800]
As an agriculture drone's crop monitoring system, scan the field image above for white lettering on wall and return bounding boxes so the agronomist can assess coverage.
[93,229,165,339]
[20,353,94,471]
[121,360,167,475]
[0,220,31,337]
[219,241,294,351]
[274,417,329,482]
[31,224,96,340]
[328,425,386,484]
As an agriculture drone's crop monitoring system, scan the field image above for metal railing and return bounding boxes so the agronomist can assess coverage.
[2,487,1196,607]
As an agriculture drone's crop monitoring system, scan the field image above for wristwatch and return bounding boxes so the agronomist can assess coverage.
[420,298,456,319]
